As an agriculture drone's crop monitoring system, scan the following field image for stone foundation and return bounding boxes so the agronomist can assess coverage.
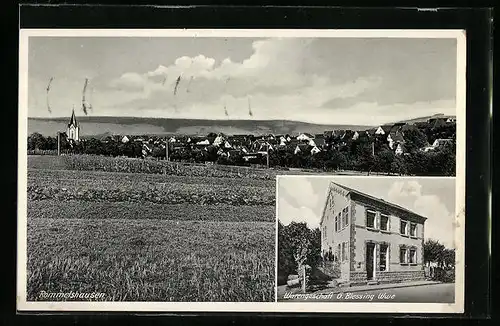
[377,270,426,283]
[348,270,425,286]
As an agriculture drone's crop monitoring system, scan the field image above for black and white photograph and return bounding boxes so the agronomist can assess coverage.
[276,176,461,307]
[17,29,465,312]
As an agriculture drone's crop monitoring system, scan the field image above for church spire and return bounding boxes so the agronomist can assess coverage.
[69,106,78,127]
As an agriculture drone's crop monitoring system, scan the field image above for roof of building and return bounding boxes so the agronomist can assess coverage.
[321,182,427,224]
[68,109,78,127]
[434,138,454,146]
[389,132,405,143]
[380,125,393,133]
[313,137,326,146]
[298,132,314,138]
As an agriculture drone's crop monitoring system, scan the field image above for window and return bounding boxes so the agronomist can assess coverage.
[341,242,347,261]
[337,244,341,261]
[409,248,417,264]
[334,215,338,232]
[337,213,341,231]
[379,244,388,271]
[380,214,389,231]
[400,220,408,235]
[343,207,349,227]
[410,223,417,237]
[366,210,376,228]
[399,247,408,264]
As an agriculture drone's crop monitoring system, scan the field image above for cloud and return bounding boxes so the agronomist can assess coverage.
[109,72,147,91]
[103,38,391,120]
[278,196,321,229]
[29,37,457,123]
[387,181,455,249]
[277,178,322,229]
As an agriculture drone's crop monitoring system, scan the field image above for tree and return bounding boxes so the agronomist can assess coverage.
[374,148,395,174]
[28,132,47,150]
[356,143,375,172]
[325,150,347,171]
[278,221,322,285]
[442,248,456,268]
[403,128,428,153]
[423,239,446,266]
[390,155,408,175]
[151,146,165,159]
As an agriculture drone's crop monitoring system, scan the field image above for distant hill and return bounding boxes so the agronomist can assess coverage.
[396,113,456,124]
[28,116,373,137]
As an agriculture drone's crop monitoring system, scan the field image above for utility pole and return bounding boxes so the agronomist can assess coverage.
[165,138,169,161]
[266,143,270,169]
[57,132,60,156]
[301,264,306,294]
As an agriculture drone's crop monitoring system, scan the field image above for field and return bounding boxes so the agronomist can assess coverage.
[26,155,276,302]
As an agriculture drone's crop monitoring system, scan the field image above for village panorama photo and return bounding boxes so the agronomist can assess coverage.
[17,29,465,312]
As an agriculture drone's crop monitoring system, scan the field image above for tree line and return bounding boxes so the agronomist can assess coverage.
[27,122,456,176]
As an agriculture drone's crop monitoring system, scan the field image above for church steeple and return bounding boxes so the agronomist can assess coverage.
[68,106,78,127]
[67,106,80,141]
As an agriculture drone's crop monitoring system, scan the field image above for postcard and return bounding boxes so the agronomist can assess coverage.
[17,28,465,313]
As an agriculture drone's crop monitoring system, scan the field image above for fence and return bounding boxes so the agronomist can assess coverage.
[27,149,59,156]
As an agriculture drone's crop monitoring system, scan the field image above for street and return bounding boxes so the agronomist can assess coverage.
[279,283,455,303]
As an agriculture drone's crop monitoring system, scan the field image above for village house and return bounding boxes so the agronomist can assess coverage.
[357,130,372,141]
[294,143,310,155]
[213,134,226,147]
[422,138,454,152]
[196,139,211,146]
[374,125,393,136]
[297,133,315,141]
[252,139,274,153]
[394,143,405,156]
[278,135,288,147]
[310,145,321,155]
[311,136,326,149]
[387,132,405,150]
[320,182,426,286]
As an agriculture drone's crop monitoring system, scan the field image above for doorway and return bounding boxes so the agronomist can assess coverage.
[366,243,375,280]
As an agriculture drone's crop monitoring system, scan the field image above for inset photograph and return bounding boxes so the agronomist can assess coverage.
[277,176,459,303]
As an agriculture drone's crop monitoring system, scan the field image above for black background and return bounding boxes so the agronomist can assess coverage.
[4,3,494,325]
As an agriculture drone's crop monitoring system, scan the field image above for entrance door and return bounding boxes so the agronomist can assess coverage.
[366,243,375,280]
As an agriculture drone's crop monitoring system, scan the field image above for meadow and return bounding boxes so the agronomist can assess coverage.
[26,155,276,302]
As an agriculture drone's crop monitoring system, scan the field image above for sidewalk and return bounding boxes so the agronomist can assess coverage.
[277,280,442,298]
[313,280,441,295]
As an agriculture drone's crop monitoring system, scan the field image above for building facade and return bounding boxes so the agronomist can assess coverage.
[320,182,426,286]
[67,109,79,141]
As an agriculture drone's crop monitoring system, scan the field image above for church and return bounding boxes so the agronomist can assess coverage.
[67,108,80,141]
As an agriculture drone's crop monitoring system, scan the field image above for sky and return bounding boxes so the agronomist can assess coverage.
[28,36,457,125]
[277,177,457,249]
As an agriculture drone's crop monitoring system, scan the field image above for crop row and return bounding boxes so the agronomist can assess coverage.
[28,200,275,222]
[28,182,274,206]
[29,155,279,179]
[28,168,274,188]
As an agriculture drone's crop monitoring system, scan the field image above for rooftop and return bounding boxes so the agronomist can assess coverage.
[329,182,427,222]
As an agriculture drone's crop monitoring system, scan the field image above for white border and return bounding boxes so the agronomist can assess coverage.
[17,29,466,313]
